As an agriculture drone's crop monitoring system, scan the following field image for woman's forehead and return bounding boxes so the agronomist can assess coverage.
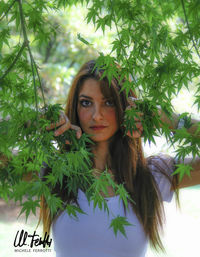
[78,78,114,98]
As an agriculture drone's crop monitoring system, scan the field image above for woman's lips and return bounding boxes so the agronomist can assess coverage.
[90,126,107,130]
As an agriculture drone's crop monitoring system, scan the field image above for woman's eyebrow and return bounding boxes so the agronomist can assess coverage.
[79,94,112,100]
[79,94,93,99]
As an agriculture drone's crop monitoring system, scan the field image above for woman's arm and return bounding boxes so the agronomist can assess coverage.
[158,109,200,188]
[126,99,200,188]
[158,109,200,137]
[176,157,200,189]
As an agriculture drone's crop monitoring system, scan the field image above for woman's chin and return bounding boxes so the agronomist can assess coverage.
[90,135,110,143]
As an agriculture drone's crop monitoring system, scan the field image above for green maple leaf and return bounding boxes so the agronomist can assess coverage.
[116,184,135,209]
[172,163,193,182]
[65,204,87,219]
[109,216,134,239]
[18,199,40,222]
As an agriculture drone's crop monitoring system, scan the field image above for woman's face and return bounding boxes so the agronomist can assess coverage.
[77,78,119,143]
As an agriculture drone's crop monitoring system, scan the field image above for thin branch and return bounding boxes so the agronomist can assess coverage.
[180,0,200,60]
[0,41,27,82]
[0,0,17,22]
[17,0,28,42]
[17,0,46,106]
[28,45,38,114]
[32,56,46,106]
[17,0,38,111]
[68,60,75,68]
[43,39,54,63]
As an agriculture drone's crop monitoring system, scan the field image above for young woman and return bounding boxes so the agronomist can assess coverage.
[42,60,200,257]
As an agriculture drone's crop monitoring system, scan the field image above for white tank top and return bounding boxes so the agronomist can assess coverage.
[52,155,174,257]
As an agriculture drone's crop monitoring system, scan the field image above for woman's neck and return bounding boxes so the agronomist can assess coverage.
[91,142,109,171]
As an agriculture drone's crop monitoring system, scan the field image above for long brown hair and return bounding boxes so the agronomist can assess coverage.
[39,60,178,251]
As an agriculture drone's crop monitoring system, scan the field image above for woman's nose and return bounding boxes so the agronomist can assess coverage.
[92,106,103,121]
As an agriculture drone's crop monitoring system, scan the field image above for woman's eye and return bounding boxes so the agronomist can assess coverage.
[80,100,91,107]
[105,100,115,106]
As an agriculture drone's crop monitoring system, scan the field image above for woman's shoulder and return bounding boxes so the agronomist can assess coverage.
[146,153,175,174]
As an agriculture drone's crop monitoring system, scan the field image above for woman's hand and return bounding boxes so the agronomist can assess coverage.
[46,112,82,144]
[125,97,143,139]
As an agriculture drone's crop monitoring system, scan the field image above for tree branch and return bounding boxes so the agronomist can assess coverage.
[17,0,39,111]
[180,0,200,60]
[17,0,46,107]
[43,39,55,64]
[32,54,46,106]
[0,41,27,82]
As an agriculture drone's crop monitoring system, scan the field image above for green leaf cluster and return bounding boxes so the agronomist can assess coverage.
[85,0,200,182]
